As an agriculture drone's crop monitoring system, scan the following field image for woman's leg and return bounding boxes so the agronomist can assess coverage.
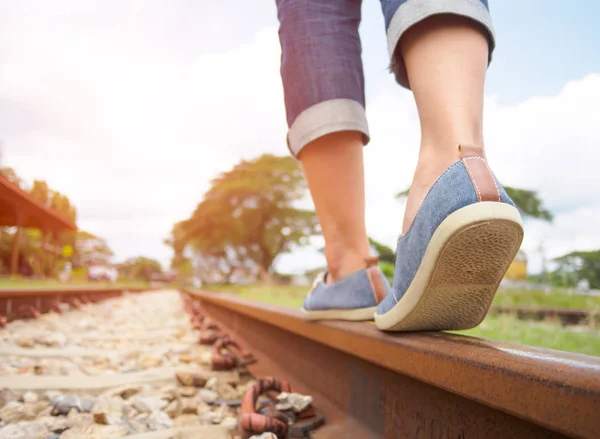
[379,1,495,232]
[277,0,391,321]
[299,133,370,282]
[375,1,524,331]
[277,0,370,283]
[400,14,489,233]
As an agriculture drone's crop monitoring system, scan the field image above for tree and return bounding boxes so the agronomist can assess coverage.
[368,237,395,264]
[395,185,552,221]
[74,231,114,268]
[553,250,600,289]
[0,167,26,190]
[503,186,552,222]
[30,180,51,206]
[164,221,187,265]
[178,154,318,282]
[164,221,194,283]
[118,256,163,282]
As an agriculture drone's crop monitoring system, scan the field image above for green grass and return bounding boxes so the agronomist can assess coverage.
[203,283,307,308]
[203,283,600,357]
[493,288,600,310]
[455,315,600,357]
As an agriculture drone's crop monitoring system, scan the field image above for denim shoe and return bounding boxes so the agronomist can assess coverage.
[301,257,390,321]
[375,145,524,331]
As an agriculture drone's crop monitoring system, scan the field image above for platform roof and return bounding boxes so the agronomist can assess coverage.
[0,173,77,232]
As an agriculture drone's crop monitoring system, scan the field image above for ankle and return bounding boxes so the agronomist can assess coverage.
[324,244,370,283]
[420,132,484,159]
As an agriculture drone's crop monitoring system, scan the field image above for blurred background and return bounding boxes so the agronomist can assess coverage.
[1,0,599,355]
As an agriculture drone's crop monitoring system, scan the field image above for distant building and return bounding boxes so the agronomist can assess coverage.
[505,250,527,280]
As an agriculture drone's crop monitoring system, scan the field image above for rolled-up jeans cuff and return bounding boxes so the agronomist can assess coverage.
[387,0,496,89]
[287,99,370,158]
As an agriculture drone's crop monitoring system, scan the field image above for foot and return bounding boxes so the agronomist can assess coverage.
[301,257,390,321]
[376,145,524,331]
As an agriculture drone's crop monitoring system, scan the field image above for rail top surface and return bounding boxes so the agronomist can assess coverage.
[188,289,600,438]
[0,285,151,298]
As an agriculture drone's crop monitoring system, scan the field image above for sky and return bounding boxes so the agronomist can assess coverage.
[1,0,599,274]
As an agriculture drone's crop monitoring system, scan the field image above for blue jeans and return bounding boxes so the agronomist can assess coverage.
[276,0,494,156]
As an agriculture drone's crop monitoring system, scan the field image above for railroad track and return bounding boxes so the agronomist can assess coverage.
[490,305,599,326]
[0,287,599,438]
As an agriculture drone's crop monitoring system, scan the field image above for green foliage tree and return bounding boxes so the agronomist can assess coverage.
[30,180,50,205]
[0,167,26,189]
[74,231,114,268]
[368,237,395,264]
[118,256,163,282]
[177,154,318,283]
[503,186,552,221]
[395,185,552,221]
[29,179,76,221]
[552,250,600,289]
[164,221,194,283]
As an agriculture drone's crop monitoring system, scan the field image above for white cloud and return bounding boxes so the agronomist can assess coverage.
[1,1,598,275]
[1,1,286,266]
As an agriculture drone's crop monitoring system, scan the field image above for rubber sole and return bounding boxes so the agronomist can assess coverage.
[301,306,377,321]
[375,202,524,332]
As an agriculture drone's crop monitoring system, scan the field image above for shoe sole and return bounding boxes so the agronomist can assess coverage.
[375,202,524,331]
[301,306,377,321]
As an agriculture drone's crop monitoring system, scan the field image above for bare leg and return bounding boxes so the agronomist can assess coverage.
[299,131,371,283]
[401,15,489,233]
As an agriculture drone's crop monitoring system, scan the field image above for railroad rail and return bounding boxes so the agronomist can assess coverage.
[490,305,599,326]
[0,286,151,325]
[0,286,599,439]
[184,289,600,439]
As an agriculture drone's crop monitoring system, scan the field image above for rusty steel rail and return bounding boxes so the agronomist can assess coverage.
[0,286,151,323]
[184,289,600,439]
[490,305,599,326]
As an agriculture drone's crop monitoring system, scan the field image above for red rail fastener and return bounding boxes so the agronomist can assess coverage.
[192,316,205,329]
[190,301,203,316]
[240,377,293,439]
[199,331,222,345]
[202,320,220,331]
[67,298,82,309]
[17,304,41,319]
[211,337,255,371]
[49,301,63,314]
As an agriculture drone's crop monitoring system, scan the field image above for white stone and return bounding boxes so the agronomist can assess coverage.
[131,396,168,414]
[205,377,218,391]
[0,420,49,439]
[199,352,212,365]
[144,410,173,431]
[249,434,278,439]
[21,392,38,404]
[275,392,313,413]
[220,416,238,430]
[199,389,219,404]
[91,396,125,425]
